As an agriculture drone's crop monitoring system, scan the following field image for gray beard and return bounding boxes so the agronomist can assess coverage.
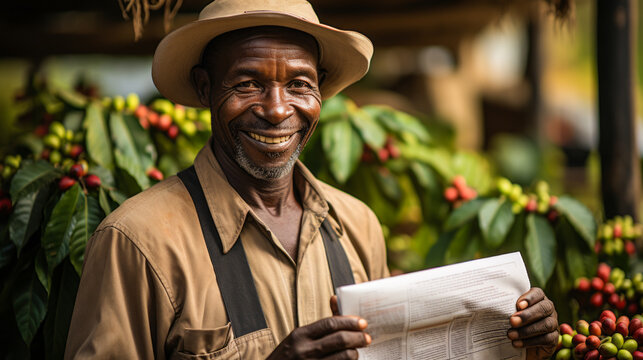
[232,133,302,180]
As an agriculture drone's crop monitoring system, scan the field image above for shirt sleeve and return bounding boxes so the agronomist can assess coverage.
[64,226,175,359]
[366,207,390,280]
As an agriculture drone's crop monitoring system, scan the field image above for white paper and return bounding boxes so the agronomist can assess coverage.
[337,252,530,360]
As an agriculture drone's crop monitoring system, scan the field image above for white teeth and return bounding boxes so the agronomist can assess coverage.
[248,132,292,144]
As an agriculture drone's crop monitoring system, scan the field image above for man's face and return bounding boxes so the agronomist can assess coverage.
[202,28,322,180]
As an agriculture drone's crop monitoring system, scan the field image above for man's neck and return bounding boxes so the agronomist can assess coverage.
[212,141,299,216]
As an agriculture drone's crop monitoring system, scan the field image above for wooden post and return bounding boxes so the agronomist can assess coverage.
[596,0,639,220]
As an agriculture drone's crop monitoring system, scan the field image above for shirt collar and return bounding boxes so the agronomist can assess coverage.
[193,138,344,253]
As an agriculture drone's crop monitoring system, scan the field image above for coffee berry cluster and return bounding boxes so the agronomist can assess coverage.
[575,264,643,315]
[109,95,211,140]
[496,178,559,219]
[553,310,643,360]
[361,136,401,163]
[443,175,478,205]
[58,160,101,192]
[595,216,641,257]
[40,121,84,166]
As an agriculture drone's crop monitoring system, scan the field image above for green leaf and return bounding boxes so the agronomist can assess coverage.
[364,105,430,143]
[524,214,557,287]
[350,109,387,149]
[12,268,48,345]
[0,235,16,270]
[98,187,112,216]
[445,223,480,264]
[9,187,51,257]
[69,196,103,275]
[114,149,150,190]
[85,101,114,170]
[444,198,486,231]
[56,88,87,108]
[373,168,403,202]
[10,160,62,202]
[554,196,597,248]
[35,249,51,293]
[321,120,363,183]
[42,184,83,274]
[109,188,128,205]
[478,198,515,249]
[123,114,157,171]
[44,260,80,359]
[110,112,141,165]
[320,94,350,122]
[398,144,452,180]
[425,230,455,268]
[559,218,597,281]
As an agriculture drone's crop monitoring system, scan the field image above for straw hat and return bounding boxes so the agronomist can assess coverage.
[152,0,374,108]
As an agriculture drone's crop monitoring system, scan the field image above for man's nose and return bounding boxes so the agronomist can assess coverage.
[255,87,294,124]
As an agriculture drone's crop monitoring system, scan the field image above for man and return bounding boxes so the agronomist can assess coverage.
[66,0,559,359]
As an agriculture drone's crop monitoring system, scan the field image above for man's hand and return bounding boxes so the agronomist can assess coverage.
[507,287,559,360]
[266,309,371,359]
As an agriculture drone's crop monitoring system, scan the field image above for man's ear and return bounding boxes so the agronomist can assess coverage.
[191,65,211,108]
[318,69,327,88]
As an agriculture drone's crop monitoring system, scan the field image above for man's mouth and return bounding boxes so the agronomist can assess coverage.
[247,132,293,144]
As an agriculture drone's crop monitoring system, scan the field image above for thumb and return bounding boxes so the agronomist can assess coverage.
[330,295,340,316]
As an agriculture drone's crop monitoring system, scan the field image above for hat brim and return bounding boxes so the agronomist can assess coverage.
[152,12,373,107]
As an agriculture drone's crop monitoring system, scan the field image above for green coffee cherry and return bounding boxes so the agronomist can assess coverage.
[49,150,62,164]
[497,178,512,195]
[113,95,125,112]
[617,349,633,360]
[622,339,638,353]
[600,342,618,357]
[65,129,74,142]
[561,334,573,348]
[44,134,61,149]
[535,180,549,195]
[50,121,66,139]
[179,121,197,137]
[555,348,571,360]
[173,105,186,123]
[186,108,198,121]
[614,238,625,254]
[613,333,624,349]
[5,155,21,169]
[2,166,13,179]
[198,109,211,124]
[151,99,173,114]
[126,93,140,112]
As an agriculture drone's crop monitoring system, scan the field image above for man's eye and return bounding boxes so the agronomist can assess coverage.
[237,81,258,89]
[290,80,311,89]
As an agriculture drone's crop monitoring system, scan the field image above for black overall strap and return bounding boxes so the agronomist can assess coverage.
[320,218,355,292]
[178,166,266,337]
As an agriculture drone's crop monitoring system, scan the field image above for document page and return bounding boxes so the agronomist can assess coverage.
[337,252,530,360]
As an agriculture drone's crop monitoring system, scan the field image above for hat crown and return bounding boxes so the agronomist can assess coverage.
[199,0,320,24]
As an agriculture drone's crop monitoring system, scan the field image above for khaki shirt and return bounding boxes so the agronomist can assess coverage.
[65,140,389,359]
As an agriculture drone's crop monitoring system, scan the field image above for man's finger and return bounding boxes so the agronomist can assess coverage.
[310,330,370,356]
[330,296,340,316]
[508,315,558,340]
[510,298,556,328]
[304,316,367,339]
[515,288,546,311]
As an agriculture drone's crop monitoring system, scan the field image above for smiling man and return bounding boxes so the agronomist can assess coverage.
[65,0,559,359]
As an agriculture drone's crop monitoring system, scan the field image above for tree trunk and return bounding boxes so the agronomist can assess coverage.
[596,0,639,220]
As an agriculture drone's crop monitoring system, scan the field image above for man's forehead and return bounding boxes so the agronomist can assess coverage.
[202,26,319,66]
